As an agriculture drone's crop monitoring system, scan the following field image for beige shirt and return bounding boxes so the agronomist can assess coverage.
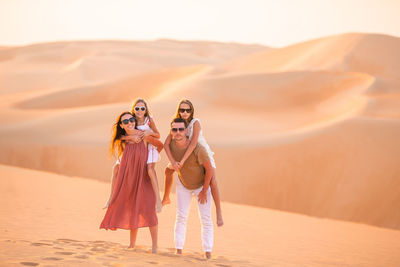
[169,139,210,190]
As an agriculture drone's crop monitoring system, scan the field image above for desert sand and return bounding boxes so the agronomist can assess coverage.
[0,34,400,265]
[1,164,400,266]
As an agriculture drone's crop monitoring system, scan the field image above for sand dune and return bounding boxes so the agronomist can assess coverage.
[0,40,266,95]
[17,65,211,109]
[0,33,399,235]
[218,33,400,77]
[1,164,399,266]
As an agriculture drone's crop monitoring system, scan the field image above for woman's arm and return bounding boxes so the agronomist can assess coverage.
[164,134,180,171]
[178,121,201,167]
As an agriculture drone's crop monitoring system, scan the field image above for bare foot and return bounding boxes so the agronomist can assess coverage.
[156,200,162,213]
[176,249,182,255]
[205,252,212,259]
[217,211,224,227]
[162,197,171,206]
[128,245,135,249]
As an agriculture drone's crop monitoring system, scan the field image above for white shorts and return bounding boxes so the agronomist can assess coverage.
[147,144,160,164]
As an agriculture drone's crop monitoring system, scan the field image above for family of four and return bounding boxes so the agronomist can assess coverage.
[99,99,223,259]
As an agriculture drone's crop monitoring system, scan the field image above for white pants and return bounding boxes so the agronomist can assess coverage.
[174,178,213,252]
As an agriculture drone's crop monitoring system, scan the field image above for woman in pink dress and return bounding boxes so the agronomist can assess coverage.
[100,111,158,253]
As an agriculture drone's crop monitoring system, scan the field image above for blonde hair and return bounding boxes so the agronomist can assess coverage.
[131,98,150,118]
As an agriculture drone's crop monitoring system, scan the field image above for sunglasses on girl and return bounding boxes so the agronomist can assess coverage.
[171,127,186,132]
[134,106,146,111]
[121,117,135,125]
[179,108,192,113]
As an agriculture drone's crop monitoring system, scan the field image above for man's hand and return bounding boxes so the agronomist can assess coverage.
[198,189,208,204]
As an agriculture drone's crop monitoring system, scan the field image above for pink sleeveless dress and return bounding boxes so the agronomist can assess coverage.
[100,141,158,230]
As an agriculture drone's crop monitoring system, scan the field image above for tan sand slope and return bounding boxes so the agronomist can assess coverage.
[1,165,400,266]
[0,40,266,94]
[0,34,399,231]
[218,33,400,78]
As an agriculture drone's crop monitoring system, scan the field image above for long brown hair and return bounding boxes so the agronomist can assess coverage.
[110,111,134,159]
[174,99,194,123]
[131,98,150,118]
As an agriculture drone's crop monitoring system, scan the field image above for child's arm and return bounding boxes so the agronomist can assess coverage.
[145,136,164,152]
[121,130,144,143]
[178,120,201,168]
[164,134,179,172]
[145,117,161,138]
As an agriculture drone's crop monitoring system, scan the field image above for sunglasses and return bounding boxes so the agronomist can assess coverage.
[121,117,135,125]
[134,106,146,111]
[171,127,186,132]
[179,108,192,113]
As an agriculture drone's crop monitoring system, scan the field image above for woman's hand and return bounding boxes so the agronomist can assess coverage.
[133,135,142,143]
[103,199,110,209]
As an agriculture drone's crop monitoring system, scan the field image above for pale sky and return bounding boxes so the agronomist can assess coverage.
[0,0,399,47]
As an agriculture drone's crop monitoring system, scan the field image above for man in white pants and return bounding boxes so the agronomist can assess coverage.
[163,118,214,259]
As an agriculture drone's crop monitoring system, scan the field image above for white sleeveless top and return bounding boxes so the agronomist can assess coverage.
[187,118,216,168]
[136,116,152,132]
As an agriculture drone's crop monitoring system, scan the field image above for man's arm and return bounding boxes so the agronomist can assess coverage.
[198,160,213,204]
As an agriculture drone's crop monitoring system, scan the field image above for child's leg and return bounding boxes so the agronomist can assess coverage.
[210,168,224,227]
[149,225,158,253]
[147,163,162,213]
[162,167,175,206]
[129,228,138,248]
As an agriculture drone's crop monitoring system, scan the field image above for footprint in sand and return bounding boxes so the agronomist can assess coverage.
[42,256,63,261]
[75,255,89,259]
[106,255,119,259]
[56,238,79,243]
[31,242,52,246]
[19,262,39,266]
[55,251,75,255]
[91,247,107,252]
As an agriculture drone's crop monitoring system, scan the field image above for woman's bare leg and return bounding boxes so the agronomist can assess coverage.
[149,225,158,253]
[147,163,162,213]
[129,228,138,248]
[210,168,223,227]
[162,167,174,206]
